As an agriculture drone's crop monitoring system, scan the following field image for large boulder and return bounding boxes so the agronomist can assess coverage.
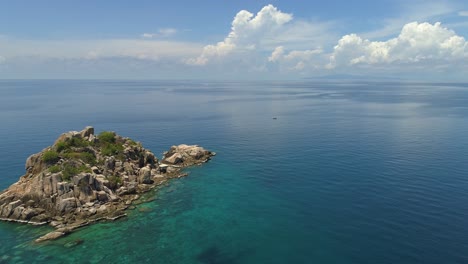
[164,153,183,165]
[80,126,94,138]
[25,153,44,174]
[54,131,80,146]
[139,166,153,184]
[57,198,78,213]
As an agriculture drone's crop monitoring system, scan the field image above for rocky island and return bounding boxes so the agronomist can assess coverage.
[0,127,215,242]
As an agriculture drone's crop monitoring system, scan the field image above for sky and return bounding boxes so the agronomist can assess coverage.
[0,0,467,80]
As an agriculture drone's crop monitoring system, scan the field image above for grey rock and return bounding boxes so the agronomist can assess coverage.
[20,208,38,220]
[88,134,96,143]
[57,182,71,196]
[80,126,94,138]
[30,214,49,223]
[105,157,116,171]
[50,221,61,227]
[91,166,100,174]
[57,198,77,213]
[139,166,152,184]
[35,231,66,243]
[164,153,183,165]
[116,187,128,196]
[88,207,97,215]
[10,206,25,220]
[2,200,22,218]
[97,205,107,213]
[162,144,214,167]
[96,191,108,202]
[126,182,138,194]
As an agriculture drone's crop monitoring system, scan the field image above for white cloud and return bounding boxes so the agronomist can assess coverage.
[1,4,468,80]
[268,46,323,71]
[186,4,467,79]
[362,0,456,40]
[329,22,468,68]
[141,33,155,38]
[459,11,468,16]
[0,38,202,61]
[188,5,333,65]
[188,5,292,65]
[268,46,285,62]
[141,28,177,38]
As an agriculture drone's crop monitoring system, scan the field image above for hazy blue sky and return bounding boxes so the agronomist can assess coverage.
[0,0,467,80]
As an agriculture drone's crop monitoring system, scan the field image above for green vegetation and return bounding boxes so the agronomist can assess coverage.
[55,137,90,153]
[101,144,124,157]
[45,132,127,180]
[79,152,97,165]
[127,139,139,146]
[46,161,92,181]
[48,165,61,173]
[63,151,97,165]
[98,131,116,144]
[98,131,125,159]
[68,136,90,147]
[55,141,68,152]
[42,150,60,164]
[62,163,91,181]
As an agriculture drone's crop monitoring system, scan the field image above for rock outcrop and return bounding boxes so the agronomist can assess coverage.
[162,144,215,166]
[0,127,215,242]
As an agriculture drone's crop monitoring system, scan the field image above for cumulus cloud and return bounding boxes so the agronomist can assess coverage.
[188,5,292,65]
[187,3,467,78]
[268,46,323,71]
[328,22,468,68]
[187,5,333,66]
[141,28,177,38]
[268,46,285,62]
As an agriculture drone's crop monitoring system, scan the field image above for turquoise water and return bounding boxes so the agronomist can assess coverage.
[1,80,468,263]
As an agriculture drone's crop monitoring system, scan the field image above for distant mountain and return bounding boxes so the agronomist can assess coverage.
[305,74,405,81]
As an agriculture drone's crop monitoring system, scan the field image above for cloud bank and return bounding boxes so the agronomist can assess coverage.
[185,5,467,79]
[1,4,467,80]
[187,4,333,66]
[187,5,293,65]
[0,38,201,61]
[329,22,468,68]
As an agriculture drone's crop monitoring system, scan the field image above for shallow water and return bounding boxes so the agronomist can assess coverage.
[1,80,468,263]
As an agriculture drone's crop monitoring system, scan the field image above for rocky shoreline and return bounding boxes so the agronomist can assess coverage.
[0,127,215,242]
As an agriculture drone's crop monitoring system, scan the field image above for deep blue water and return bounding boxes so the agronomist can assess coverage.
[1,80,468,263]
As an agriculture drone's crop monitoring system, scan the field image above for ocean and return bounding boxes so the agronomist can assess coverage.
[0,80,468,263]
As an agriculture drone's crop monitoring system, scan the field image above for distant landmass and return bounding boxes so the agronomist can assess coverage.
[306,74,406,81]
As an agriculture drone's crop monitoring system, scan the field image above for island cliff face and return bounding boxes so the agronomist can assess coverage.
[0,127,214,242]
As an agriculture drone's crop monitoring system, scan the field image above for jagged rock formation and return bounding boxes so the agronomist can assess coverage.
[0,127,215,242]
